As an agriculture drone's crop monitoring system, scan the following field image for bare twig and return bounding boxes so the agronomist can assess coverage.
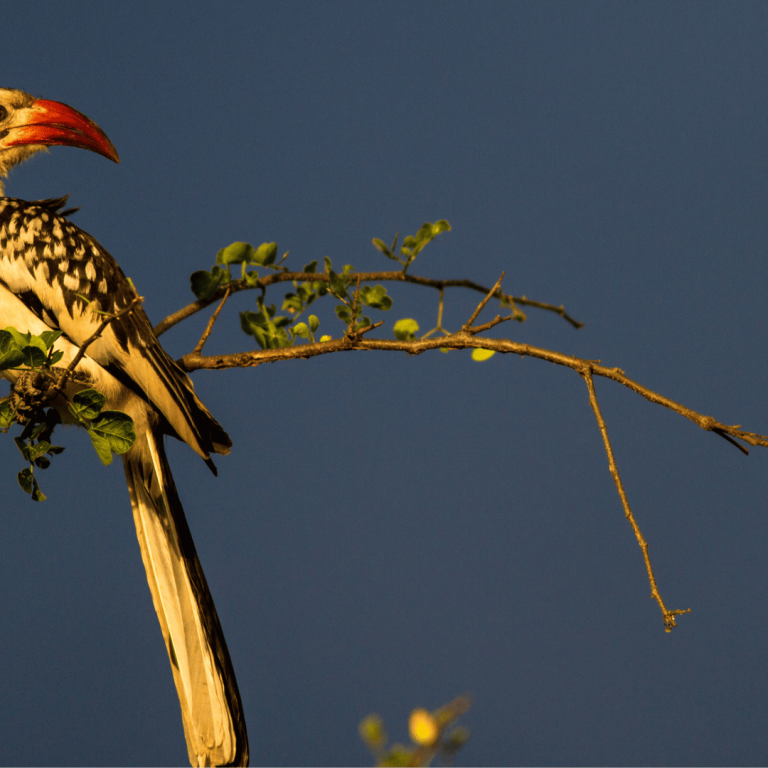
[421,288,451,340]
[469,314,516,334]
[154,270,583,336]
[463,272,505,331]
[50,294,144,399]
[347,275,362,336]
[582,368,691,631]
[351,320,385,337]
[192,285,231,355]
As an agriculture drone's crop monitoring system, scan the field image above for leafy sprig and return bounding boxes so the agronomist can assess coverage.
[0,327,136,500]
[372,219,451,273]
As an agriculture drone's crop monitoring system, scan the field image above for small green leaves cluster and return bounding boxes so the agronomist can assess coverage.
[190,241,284,301]
[0,327,68,498]
[323,256,393,332]
[192,222,458,350]
[372,220,451,273]
[237,254,394,348]
[0,327,64,370]
[359,695,471,767]
[239,257,326,349]
[68,389,136,466]
[0,326,137,500]
[240,298,295,349]
[10,410,63,502]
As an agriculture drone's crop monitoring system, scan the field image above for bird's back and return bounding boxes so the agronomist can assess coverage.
[0,196,231,460]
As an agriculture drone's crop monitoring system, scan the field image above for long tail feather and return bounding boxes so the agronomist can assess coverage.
[123,431,248,767]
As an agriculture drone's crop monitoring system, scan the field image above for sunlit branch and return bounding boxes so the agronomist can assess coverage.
[154,270,583,337]
[581,368,691,631]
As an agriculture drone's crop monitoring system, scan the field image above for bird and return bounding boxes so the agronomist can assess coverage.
[0,88,249,767]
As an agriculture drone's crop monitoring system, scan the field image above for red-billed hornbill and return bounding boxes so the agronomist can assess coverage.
[0,89,248,767]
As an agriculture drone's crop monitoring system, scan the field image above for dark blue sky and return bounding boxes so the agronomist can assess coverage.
[2,2,768,765]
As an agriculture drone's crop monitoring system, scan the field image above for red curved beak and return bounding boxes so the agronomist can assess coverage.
[7,98,119,163]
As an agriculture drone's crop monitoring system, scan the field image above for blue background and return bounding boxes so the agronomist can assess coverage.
[2,2,768,765]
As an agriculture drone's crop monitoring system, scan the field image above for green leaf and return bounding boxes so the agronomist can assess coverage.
[402,235,418,248]
[328,270,348,298]
[87,411,136,464]
[70,389,106,421]
[2,327,49,368]
[4,327,39,351]
[216,241,257,266]
[18,467,45,501]
[190,266,228,301]
[393,318,420,341]
[17,467,34,494]
[240,311,265,341]
[243,269,260,287]
[323,256,332,273]
[282,294,303,313]
[29,422,47,441]
[372,238,391,256]
[308,314,320,332]
[415,222,434,243]
[253,242,278,266]
[359,714,387,750]
[49,350,64,366]
[40,330,63,350]
[0,398,13,428]
[293,322,311,339]
[302,260,318,274]
[359,285,392,310]
[335,305,352,323]
[14,436,31,461]
[87,431,113,465]
[0,331,25,370]
[471,348,496,361]
[21,346,47,368]
[26,441,51,462]
[296,283,317,306]
[432,219,451,235]
[251,326,268,349]
[239,309,293,349]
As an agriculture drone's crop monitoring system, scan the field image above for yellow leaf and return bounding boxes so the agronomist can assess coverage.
[409,708,439,746]
[471,348,495,361]
[358,714,386,749]
[319,335,332,342]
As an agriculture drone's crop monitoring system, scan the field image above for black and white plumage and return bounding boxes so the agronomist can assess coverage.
[0,89,248,767]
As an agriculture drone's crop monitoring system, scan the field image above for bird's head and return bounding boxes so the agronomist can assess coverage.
[0,88,119,194]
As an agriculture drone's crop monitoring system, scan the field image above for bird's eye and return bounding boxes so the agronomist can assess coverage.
[0,105,7,122]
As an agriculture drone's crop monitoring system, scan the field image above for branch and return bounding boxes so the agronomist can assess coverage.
[154,270,583,337]
[462,272,505,331]
[582,368,690,631]
[192,285,231,355]
[177,332,767,450]
[179,329,764,630]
